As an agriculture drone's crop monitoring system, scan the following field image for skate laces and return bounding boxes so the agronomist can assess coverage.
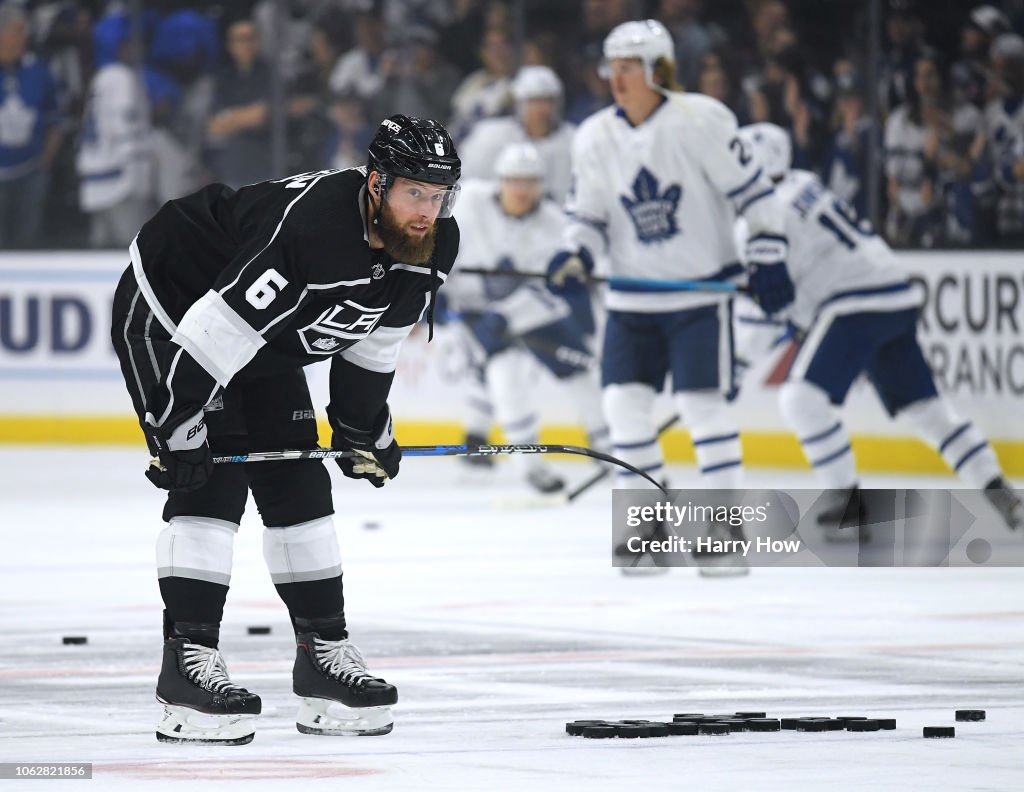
[314,638,379,687]
[181,644,243,694]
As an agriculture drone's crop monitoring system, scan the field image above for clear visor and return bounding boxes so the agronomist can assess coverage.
[385,179,461,219]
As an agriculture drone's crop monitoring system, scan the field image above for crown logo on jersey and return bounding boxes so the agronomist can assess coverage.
[619,167,682,244]
[372,262,385,280]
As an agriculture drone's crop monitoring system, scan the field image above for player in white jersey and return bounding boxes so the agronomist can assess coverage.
[445,142,609,493]
[458,65,576,201]
[740,123,1022,535]
[546,20,792,504]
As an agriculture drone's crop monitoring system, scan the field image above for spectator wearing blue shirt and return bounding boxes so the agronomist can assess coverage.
[0,4,62,248]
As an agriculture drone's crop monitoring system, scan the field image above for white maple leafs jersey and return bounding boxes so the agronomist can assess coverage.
[458,117,576,201]
[564,92,784,313]
[774,169,922,329]
[448,179,570,334]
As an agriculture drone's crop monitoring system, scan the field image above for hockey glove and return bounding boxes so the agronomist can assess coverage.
[546,247,594,296]
[746,233,794,316]
[466,311,509,356]
[144,409,213,493]
[330,405,401,488]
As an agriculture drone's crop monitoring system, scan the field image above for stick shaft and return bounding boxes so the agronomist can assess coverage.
[456,266,742,294]
[213,443,666,492]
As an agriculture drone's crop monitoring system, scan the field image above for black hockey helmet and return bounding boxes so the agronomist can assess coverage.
[367,114,461,188]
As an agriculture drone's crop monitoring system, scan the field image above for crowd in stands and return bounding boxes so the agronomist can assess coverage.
[0,0,1023,249]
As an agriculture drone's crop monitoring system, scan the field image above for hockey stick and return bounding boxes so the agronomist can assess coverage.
[493,413,681,510]
[211,443,667,493]
[456,266,745,294]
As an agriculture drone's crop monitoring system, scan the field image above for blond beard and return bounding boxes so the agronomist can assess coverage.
[377,201,437,264]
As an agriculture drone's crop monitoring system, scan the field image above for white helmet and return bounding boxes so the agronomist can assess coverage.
[739,123,792,181]
[600,19,675,91]
[495,141,545,180]
[512,65,563,101]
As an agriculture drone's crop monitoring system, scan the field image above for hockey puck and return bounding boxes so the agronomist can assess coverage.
[877,719,896,730]
[923,726,955,738]
[735,711,767,719]
[617,724,650,738]
[673,713,705,720]
[835,716,868,726]
[746,718,782,732]
[566,721,607,736]
[699,723,731,735]
[796,719,828,732]
[955,710,985,722]
[780,718,799,730]
[847,720,880,732]
[61,636,87,645]
[246,626,271,635]
[642,722,670,737]
[582,725,618,739]
[667,722,699,736]
[716,718,750,732]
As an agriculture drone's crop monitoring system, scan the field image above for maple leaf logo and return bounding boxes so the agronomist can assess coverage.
[619,167,682,244]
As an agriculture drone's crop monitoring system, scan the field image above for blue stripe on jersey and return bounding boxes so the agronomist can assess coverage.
[726,167,764,199]
[737,188,775,216]
[82,167,124,182]
[817,282,911,311]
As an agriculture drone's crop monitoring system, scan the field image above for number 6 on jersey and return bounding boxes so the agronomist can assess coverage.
[245,268,289,309]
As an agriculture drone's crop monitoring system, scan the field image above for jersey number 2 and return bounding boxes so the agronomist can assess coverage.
[246,268,288,309]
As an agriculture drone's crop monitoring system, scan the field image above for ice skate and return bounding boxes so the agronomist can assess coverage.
[294,633,396,736]
[614,521,670,576]
[459,432,495,469]
[526,464,566,494]
[694,522,750,578]
[985,477,1023,531]
[155,636,261,745]
[818,486,871,543]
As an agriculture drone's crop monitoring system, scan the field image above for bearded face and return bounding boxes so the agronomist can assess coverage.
[376,197,437,263]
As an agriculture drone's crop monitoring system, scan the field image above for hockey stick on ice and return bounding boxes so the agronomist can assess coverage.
[495,413,682,510]
[211,443,667,493]
[456,266,746,294]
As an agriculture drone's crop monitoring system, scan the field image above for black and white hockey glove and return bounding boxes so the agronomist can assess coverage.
[144,409,213,493]
[330,405,401,488]
[746,233,794,316]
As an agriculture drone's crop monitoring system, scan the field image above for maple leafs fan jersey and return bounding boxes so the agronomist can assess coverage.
[563,92,785,313]
[129,167,458,432]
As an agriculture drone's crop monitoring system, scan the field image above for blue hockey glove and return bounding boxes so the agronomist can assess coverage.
[466,311,510,356]
[546,247,594,296]
[746,233,794,316]
[330,405,401,488]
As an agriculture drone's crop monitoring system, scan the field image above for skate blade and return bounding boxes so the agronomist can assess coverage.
[823,526,871,544]
[156,703,256,745]
[620,566,669,576]
[492,492,569,510]
[695,555,750,578]
[296,699,393,736]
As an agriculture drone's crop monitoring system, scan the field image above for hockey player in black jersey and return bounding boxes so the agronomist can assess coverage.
[110,115,461,744]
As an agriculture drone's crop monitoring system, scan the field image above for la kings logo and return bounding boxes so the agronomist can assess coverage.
[620,167,682,244]
[298,300,390,355]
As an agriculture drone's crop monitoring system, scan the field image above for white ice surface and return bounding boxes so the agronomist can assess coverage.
[1,447,1022,791]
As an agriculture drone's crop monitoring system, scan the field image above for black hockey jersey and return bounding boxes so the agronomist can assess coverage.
[127,167,459,434]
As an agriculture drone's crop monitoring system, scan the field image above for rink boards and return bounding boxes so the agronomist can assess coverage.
[0,250,1021,475]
